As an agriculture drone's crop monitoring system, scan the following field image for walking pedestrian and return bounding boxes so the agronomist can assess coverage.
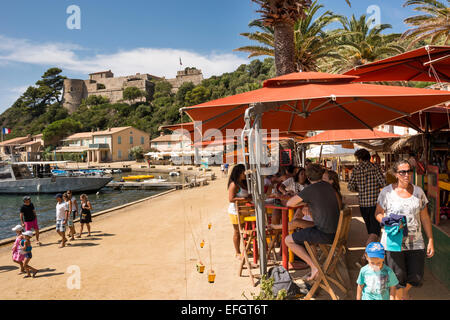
[66,190,78,220]
[375,159,434,300]
[11,225,25,274]
[19,196,41,245]
[55,194,69,248]
[77,194,92,237]
[63,192,76,241]
[356,242,398,300]
[348,148,385,265]
[20,231,38,278]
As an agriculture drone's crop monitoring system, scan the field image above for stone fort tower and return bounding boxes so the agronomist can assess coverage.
[62,68,204,113]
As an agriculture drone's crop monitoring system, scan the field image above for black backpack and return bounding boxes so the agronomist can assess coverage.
[268,266,303,299]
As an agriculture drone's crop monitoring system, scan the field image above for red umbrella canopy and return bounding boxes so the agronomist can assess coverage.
[158,122,303,146]
[182,72,450,136]
[344,46,450,82]
[386,106,450,133]
[299,129,400,144]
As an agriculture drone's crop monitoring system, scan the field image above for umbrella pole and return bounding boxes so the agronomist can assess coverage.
[319,144,323,164]
[243,106,268,277]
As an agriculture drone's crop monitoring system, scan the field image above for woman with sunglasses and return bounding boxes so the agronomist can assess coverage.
[375,159,434,300]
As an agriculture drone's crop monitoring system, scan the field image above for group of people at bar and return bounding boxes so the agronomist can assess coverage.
[227,148,434,300]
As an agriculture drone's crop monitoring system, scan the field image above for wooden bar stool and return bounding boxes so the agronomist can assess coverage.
[303,207,352,300]
[236,200,258,286]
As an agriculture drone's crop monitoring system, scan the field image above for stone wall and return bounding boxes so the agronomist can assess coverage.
[167,68,204,93]
[63,79,87,114]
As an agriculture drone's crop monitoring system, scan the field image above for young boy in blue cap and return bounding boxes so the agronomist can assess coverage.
[356,242,399,300]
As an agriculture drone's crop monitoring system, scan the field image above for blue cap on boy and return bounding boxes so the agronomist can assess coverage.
[365,242,385,259]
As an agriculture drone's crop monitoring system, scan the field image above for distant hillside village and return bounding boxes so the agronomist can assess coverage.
[63,68,203,113]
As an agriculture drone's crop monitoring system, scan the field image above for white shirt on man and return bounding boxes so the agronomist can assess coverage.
[56,202,68,220]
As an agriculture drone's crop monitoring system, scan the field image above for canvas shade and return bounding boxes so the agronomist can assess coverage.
[306,144,358,158]
[344,46,450,82]
[386,106,450,133]
[182,72,450,135]
[299,129,400,144]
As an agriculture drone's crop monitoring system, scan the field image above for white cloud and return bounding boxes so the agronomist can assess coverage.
[0,34,248,79]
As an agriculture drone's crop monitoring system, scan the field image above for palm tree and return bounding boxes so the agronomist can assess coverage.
[402,0,450,47]
[235,20,275,59]
[236,1,345,72]
[293,2,346,71]
[250,0,313,76]
[332,14,404,73]
[249,0,352,76]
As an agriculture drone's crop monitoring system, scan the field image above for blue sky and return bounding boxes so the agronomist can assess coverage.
[0,0,417,113]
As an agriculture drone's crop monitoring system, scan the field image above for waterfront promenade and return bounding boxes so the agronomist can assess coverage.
[0,167,448,300]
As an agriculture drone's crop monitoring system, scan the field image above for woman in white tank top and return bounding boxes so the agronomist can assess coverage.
[227,164,251,258]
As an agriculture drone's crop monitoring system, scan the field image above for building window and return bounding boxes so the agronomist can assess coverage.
[141,136,144,145]
[118,136,121,144]
[130,136,133,144]
[118,150,122,159]
[168,141,171,146]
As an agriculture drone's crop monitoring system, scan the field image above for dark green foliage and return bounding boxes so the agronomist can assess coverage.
[129,146,144,160]
[42,118,82,146]
[123,86,147,102]
[82,95,110,106]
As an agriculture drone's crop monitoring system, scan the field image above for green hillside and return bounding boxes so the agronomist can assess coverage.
[0,58,275,144]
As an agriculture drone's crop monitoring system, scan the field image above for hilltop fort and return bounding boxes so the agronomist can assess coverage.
[62,68,203,113]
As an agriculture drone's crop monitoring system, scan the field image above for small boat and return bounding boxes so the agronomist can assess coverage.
[169,171,180,176]
[122,175,155,181]
[0,161,113,194]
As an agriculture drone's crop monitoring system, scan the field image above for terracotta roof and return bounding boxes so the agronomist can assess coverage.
[63,132,94,140]
[22,141,42,146]
[0,136,31,147]
[92,127,132,136]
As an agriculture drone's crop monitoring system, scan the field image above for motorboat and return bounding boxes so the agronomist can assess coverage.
[0,161,113,194]
[51,168,105,177]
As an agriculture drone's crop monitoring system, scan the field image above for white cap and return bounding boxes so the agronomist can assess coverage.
[22,231,33,237]
[12,225,23,232]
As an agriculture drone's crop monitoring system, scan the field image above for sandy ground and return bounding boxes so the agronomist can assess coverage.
[0,167,448,300]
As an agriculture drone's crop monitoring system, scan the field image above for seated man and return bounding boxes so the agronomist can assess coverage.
[284,164,340,281]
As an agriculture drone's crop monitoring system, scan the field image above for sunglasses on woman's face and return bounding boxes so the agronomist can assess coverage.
[397,170,412,176]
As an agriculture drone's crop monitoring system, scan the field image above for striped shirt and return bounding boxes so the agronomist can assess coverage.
[348,161,385,207]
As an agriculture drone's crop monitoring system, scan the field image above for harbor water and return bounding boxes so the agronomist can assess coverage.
[0,172,181,241]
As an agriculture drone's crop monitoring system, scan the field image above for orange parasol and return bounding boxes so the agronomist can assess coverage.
[299,129,400,144]
[344,46,450,82]
[182,72,450,136]
[386,106,450,133]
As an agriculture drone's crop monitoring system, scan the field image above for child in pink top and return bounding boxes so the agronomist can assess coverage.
[11,225,25,273]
